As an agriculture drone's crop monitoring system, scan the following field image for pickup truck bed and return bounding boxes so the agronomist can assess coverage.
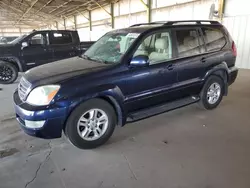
[80,41,95,53]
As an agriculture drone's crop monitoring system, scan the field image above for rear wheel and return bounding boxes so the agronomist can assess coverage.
[0,61,18,84]
[199,75,224,110]
[65,99,117,149]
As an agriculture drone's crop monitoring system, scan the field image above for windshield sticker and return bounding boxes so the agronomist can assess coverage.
[126,33,140,38]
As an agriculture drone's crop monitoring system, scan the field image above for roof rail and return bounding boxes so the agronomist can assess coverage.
[130,22,167,27]
[164,20,220,25]
[130,20,220,27]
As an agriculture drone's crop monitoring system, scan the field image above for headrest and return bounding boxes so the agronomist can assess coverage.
[184,36,198,48]
[155,38,168,50]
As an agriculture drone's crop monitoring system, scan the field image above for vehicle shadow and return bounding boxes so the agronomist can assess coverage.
[105,103,203,147]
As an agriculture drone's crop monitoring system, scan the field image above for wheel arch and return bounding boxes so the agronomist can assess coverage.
[98,95,125,127]
[0,56,23,72]
[63,85,126,133]
[203,62,229,95]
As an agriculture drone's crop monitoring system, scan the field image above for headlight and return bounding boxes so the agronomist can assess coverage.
[26,85,60,106]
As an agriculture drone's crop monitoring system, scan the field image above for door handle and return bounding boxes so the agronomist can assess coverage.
[201,57,206,63]
[166,64,175,71]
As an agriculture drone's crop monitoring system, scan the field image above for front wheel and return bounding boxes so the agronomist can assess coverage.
[65,99,117,149]
[0,61,18,84]
[199,75,224,110]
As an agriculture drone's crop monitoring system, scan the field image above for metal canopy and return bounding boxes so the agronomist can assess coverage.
[0,0,115,28]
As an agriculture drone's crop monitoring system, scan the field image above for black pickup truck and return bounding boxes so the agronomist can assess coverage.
[0,30,95,84]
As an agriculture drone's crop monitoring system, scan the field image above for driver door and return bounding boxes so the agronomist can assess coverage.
[21,32,54,70]
[121,30,179,112]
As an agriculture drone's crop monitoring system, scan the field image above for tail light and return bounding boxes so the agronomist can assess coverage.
[232,42,237,57]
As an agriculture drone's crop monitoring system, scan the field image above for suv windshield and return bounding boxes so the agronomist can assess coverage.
[84,32,141,64]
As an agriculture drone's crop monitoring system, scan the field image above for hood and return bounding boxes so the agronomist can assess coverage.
[0,43,16,55]
[0,43,15,47]
[24,57,108,85]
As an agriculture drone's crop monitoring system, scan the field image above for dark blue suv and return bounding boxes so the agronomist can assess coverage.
[14,20,238,149]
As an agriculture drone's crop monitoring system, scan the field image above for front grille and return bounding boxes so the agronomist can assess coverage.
[18,77,31,101]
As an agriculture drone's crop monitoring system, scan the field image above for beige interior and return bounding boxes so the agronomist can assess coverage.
[149,37,170,64]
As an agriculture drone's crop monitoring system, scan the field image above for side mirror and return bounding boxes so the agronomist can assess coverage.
[21,42,28,49]
[130,55,149,68]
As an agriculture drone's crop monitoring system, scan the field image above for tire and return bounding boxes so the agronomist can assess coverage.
[65,99,117,149]
[0,61,18,84]
[199,75,224,110]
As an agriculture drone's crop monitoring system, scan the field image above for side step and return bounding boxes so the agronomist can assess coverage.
[127,96,199,122]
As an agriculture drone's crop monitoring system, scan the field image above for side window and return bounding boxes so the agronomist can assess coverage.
[201,27,226,52]
[133,31,172,65]
[176,29,202,58]
[50,32,73,45]
[30,33,48,45]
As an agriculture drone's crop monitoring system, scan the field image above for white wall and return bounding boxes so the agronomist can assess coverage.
[72,0,216,41]
[0,28,33,37]
[37,0,217,41]
[222,0,250,69]
[224,0,249,17]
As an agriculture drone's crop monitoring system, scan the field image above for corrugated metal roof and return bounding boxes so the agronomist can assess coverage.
[0,0,115,28]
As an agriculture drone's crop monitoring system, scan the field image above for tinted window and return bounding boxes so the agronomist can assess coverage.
[176,29,203,58]
[133,31,172,65]
[50,32,72,45]
[201,27,226,52]
[30,33,48,45]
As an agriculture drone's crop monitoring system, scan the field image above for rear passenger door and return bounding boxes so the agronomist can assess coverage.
[199,27,228,69]
[49,31,78,61]
[173,28,207,97]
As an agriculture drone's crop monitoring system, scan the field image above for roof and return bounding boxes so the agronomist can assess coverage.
[129,20,221,27]
[0,0,114,28]
[107,20,222,34]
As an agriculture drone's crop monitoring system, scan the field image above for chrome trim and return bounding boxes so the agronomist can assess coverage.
[18,77,31,101]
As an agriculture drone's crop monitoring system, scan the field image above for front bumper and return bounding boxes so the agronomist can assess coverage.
[228,66,238,85]
[13,91,68,139]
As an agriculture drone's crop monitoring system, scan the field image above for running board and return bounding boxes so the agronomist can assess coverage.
[127,96,200,122]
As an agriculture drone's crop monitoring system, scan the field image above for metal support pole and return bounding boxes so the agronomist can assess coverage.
[55,21,59,30]
[89,10,92,31]
[218,0,225,21]
[76,10,89,21]
[140,0,152,23]
[63,18,66,29]
[89,11,92,31]
[94,1,111,16]
[147,0,152,23]
[74,15,77,30]
[110,3,114,29]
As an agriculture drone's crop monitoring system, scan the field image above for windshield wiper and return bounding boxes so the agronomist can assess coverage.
[81,54,91,60]
[81,55,113,64]
[91,57,113,64]
[95,59,113,64]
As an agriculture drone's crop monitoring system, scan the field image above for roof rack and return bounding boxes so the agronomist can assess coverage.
[164,20,220,25]
[130,20,220,27]
[130,22,167,27]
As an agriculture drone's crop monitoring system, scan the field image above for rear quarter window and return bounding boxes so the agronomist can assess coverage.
[201,27,227,52]
[175,29,204,58]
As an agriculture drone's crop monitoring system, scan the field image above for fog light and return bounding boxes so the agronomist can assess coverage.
[25,120,45,129]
